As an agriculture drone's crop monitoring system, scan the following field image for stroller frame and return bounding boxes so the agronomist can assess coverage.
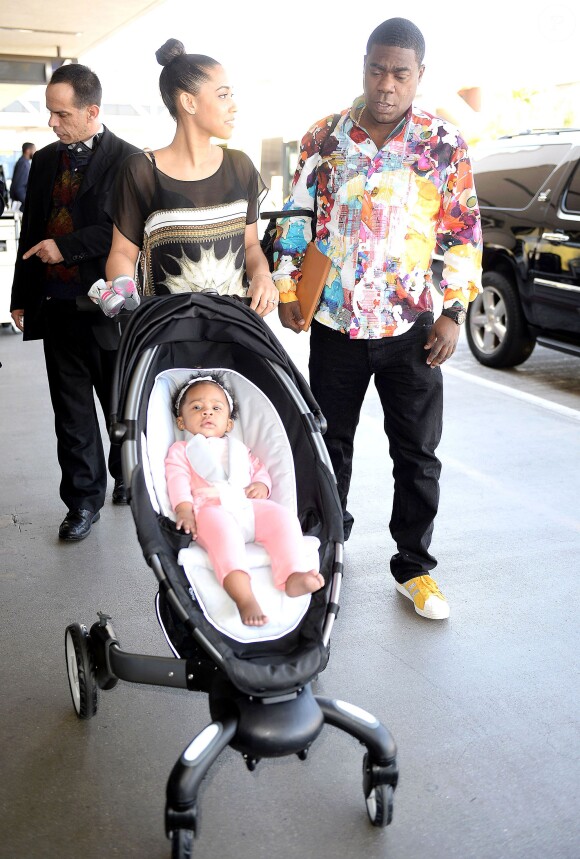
[64,293,398,856]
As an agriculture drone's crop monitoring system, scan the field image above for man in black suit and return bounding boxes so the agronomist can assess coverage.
[10,64,138,541]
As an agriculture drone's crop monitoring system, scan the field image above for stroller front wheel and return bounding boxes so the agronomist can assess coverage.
[65,623,98,719]
[362,752,395,827]
[171,828,194,859]
[365,782,394,827]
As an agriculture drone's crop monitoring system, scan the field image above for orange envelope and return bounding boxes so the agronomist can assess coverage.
[295,243,332,331]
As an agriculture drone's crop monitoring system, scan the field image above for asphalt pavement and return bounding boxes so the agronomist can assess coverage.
[1,318,579,859]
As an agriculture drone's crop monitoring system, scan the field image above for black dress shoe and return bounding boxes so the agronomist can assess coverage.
[343,511,354,542]
[112,478,128,505]
[58,509,100,541]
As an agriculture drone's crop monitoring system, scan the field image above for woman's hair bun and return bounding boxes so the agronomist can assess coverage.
[155,38,185,67]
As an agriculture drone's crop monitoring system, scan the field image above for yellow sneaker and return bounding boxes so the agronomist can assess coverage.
[395,575,450,620]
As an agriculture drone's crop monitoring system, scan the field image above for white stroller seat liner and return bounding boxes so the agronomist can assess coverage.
[178,538,320,643]
[144,368,320,643]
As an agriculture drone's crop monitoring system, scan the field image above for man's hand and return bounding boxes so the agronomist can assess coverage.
[278,300,305,333]
[22,239,63,265]
[424,315,460,367]
[11,310,24,332]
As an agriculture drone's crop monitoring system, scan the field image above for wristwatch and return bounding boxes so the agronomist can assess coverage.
[441,307,467,325]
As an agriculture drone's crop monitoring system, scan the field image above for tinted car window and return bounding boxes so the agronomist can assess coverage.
[474,143,570,210]
[562,162,580,214]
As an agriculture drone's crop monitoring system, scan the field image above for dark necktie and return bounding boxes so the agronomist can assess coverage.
[66,134,102,171]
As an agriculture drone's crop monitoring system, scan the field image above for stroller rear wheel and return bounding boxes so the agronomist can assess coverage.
[65,623,98,719]
[171,828,194,859]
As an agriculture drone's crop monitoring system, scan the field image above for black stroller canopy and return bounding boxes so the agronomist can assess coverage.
[111,292,320,425]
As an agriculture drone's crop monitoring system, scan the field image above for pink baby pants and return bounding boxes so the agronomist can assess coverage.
[194,499,310,589]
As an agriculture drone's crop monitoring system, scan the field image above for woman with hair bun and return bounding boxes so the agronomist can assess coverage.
[106,39,278,315]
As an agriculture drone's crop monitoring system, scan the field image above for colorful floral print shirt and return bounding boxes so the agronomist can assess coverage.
[273,97,482,339]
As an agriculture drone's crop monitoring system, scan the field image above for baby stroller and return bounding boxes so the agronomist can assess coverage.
[64,292,398,857]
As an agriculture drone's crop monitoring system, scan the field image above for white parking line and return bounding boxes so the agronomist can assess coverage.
[443,365,580,423]
[442,452,580,533]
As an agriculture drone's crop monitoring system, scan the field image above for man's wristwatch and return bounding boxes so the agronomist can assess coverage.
[441,307,467,325]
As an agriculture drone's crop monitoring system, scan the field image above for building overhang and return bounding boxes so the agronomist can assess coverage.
[0,1,165,108]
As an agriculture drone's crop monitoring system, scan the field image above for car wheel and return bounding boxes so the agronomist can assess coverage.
[466,271,536,368]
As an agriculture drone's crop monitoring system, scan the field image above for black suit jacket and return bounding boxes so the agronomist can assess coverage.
[11,126,139,346]
[10,155,31,204]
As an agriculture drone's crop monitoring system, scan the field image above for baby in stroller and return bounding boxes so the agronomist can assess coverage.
[165,372,325,626]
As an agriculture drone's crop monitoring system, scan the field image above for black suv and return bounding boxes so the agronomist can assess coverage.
[466,129,580,367]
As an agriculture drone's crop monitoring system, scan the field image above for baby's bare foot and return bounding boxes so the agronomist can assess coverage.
[223,570,268,626]
[285,571,325,598]
[237,596,269,626]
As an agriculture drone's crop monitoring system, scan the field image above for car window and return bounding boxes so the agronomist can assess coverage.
[473,143,570,210]
[562,162,580,214]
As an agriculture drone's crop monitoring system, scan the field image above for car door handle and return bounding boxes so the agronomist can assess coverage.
[542,231,570,242]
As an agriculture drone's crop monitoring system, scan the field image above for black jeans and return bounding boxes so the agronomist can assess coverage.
[309,316,443,583]
[42,299,122,513]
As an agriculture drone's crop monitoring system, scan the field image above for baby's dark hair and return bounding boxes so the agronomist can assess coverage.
[173,372,238,420]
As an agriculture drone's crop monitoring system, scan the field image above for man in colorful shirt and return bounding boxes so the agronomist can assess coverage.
[273,17,482,620]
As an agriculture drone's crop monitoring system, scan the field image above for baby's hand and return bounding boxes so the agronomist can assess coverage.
[175,504,197,538]
[245,482,268,499]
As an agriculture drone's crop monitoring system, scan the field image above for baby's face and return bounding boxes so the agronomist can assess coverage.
[177,382,233,438]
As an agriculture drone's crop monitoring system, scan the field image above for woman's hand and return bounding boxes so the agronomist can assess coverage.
[247,273,280,317]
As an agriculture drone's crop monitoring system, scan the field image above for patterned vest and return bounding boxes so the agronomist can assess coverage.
[44,148,88,298]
